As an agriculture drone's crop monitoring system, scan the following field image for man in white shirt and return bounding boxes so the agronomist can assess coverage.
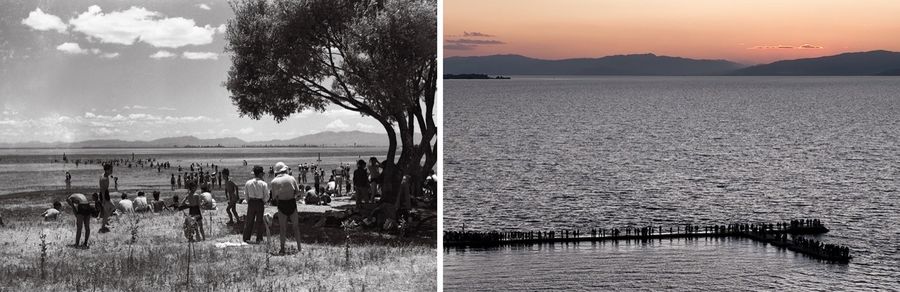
[243,165,269,243]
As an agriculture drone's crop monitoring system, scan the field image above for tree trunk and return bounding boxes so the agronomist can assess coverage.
[379,118,397,164]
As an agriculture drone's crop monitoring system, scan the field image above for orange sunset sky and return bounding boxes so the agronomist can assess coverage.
[444,0,900,64]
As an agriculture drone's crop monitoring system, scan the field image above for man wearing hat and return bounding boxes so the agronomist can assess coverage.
[243,165,269,244]
[270,162,302,254]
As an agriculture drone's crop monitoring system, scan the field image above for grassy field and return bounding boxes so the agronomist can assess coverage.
[0,190,436,291]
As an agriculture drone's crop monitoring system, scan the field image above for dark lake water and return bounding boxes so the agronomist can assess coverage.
[444,77,900,291]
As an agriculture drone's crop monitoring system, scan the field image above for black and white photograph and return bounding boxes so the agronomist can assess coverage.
[442,0,900,291]
[0,0,437,290]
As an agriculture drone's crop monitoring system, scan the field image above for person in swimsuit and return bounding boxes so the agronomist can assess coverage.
[270,162,302,254]
[67,193,93,247]
[223,169,240,225]
[179,181,205,241]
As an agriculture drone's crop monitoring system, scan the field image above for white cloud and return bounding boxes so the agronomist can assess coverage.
[197,4,211,10]
[69,5,217,48]
[238,127,254,134]
[216,24,226,34]
[182,51,218,60]
[355,123,378,132]
[22,8,68,33]
[56,42,88,54]
[100,52,120,58]
[325,119,349,130]
[149,50,175,59]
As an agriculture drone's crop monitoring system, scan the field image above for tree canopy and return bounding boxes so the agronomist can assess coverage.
[225,0,437,193]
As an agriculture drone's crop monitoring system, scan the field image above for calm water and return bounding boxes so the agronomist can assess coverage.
[0,147,384,195]
[444,77,900,290]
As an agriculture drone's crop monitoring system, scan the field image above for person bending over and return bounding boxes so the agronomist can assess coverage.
[67,193,93,247]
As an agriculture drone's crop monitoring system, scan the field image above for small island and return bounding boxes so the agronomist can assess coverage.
[444,74,511,79]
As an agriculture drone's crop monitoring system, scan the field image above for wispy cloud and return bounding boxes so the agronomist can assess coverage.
[463,31,494,37]
[149,50,175,59]
[182,51,218,60]
[444,43,476,51]
[748,44,824,50]
[444,31,504,51]
[445,38,505,45]
[197,4,211,10]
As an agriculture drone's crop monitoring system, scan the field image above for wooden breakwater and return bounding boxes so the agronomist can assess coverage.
[445,219,851,263]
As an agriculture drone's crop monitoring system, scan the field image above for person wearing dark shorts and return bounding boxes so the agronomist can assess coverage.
[67,193,92,247]
[270,162,302,254]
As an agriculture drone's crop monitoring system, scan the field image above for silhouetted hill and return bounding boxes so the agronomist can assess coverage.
[0,131,395,148]
[444,53,744,76]
[731,50,900,76]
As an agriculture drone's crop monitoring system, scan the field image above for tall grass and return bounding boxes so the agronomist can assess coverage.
[0,206,436,291]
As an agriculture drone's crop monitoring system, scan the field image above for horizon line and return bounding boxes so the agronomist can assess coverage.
[0,130,406,146]
[443,49,897,65]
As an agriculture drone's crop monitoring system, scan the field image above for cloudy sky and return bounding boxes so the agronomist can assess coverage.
[445,0,900,64]
[0,0,383,143]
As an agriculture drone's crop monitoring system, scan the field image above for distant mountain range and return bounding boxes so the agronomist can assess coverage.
[445,50,900,76]
[445,53,742,76]
[0,131,394,148]
[730,50,900,75]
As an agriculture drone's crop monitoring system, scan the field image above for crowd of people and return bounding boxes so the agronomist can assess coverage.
[49,154,426,254]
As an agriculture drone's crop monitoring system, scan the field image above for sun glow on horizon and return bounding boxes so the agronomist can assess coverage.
[444,0,900,64]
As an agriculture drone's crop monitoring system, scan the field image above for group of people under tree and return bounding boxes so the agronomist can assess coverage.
[54,157,424,253]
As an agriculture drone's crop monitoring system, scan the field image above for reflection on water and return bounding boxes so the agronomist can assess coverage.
[445,238,862,291]
[444,77,900,290]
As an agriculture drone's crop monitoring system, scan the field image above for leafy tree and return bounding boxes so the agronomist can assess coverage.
[225,0,437,195]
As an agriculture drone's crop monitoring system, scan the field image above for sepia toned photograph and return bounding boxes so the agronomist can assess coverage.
[442,0,899,291]
[0,0,437,291]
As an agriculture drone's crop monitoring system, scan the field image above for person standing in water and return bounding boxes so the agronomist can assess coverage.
[270,162,302,254]
[65,171,72,190]
[170,174,176,190]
